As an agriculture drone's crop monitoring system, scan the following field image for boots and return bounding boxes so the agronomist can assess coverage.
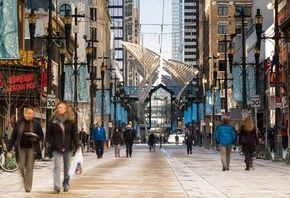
[244,160,250,170]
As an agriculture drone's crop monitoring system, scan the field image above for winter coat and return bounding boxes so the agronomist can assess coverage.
[123,129,136,143]
[148,134,155,146]
[46,117,80,153]
[239,126,259,152]
[111,132,122,145]
[215,123,236,146]
[92,126,107,141]
[184,132,194,144]
[8,117,44,159]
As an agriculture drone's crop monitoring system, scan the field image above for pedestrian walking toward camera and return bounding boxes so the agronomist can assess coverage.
[175,134,179,145]
[92,121,107,159]
[111,127,122,157]
[7,107,44,193]
[185,129,194,154]
[215,116,236,171]
[148,132,155,152]
[123,125,136,157]
[79,128,88,150]
[46,102,81,193]
[239,117,259,170]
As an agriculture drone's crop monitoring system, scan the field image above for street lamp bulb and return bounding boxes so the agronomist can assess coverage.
[254,9,263,25]
[28,9,37,25]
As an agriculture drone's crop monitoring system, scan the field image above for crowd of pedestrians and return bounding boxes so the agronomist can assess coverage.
[5,102,286,195]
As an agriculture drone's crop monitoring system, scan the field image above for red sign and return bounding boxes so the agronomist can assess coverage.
[0,66,40,98]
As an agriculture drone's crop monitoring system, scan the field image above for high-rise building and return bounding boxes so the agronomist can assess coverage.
[172,0,198,66]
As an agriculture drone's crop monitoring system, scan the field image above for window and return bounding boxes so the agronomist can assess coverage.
[90,8,97,22]
[90,27,97,40]
[59,4,71,17]
[235,4,252,17]
[218,4,227,16]
[218,23,227,34]
[219,60,226,72]
[218,42,225,53]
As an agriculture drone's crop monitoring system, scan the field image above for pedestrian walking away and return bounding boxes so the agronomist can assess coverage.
[184,129,194,154]
[123,124,136,157]
[46,102,81,193]
[7,107,44,193]
[239,117,259,170]
[111,127,122,157]
[148,132,155,152]
[215,116,236,171]
[92,121,107,159]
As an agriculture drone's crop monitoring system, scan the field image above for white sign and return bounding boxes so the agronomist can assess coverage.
[47,94,56,109]
[251,95,260,107]
[269,95,275,110]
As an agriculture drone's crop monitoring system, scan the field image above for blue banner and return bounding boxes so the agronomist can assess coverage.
[187,107,192,123]
[215,90,222,115]
[192,103,197,122]
[104,90,110,114]
[199,103,204,120]
[116,103,121,121]
[233,65,242,102]
[96,90,101,114]
[0,0,19,59]
[110,103,115,120]
[64,66,74,101]
[77,65,88,102]
[246,66,255,105]
[205,91,212,115]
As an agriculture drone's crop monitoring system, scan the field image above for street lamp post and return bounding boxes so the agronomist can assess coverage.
[28,9,37,50]
[255,5,283,161]
[98,54,109,126]
[71,7,85,132]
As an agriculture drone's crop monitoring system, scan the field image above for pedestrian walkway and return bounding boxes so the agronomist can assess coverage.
[1,144,290,198]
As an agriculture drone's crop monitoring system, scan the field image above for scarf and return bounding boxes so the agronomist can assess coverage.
[55,112,68,123]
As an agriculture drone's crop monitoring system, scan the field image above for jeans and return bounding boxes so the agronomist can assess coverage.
[114,144,120,157]
[219,144,232,170]
[125,141,133,157]
[19,147,35,192]
[94,140,104,158]
[186,142,193,154]
[53,150,71,191]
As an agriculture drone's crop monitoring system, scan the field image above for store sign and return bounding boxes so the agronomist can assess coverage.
[0,66,40,97]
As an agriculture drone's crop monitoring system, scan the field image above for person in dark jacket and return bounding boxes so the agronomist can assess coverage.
[46,102,81,193]
[148,132,155,152]
[79,128,88,150]
[185,129,194,154]
[239,117,259,170]
[7,107,44,193]
[123,124,136,157]
[111,127,122,157]
[215,116,236,171]
[92,121,107,159]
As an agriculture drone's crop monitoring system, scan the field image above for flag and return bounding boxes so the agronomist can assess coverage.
[271,55,277,73]
[264,58,271,74]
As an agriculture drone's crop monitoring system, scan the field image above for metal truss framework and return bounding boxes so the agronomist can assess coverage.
[123,42,199,137]
[163,59,199,101]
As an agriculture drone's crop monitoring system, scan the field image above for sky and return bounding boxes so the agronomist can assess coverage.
[139,0,172,60]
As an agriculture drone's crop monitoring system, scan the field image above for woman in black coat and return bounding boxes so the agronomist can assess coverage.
[239,117,259,170]
[46,102,80,193]
[111,127,122,157]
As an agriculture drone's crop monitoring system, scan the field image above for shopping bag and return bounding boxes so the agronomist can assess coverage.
[69,149,83,176]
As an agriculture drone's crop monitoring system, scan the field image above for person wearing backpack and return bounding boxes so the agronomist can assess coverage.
[123,125,136,157]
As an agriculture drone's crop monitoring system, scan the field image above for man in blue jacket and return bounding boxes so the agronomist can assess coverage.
[92,121,107,159]
[215,116,236,171]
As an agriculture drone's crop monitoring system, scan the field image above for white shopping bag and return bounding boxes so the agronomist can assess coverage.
[69,149,83,176]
